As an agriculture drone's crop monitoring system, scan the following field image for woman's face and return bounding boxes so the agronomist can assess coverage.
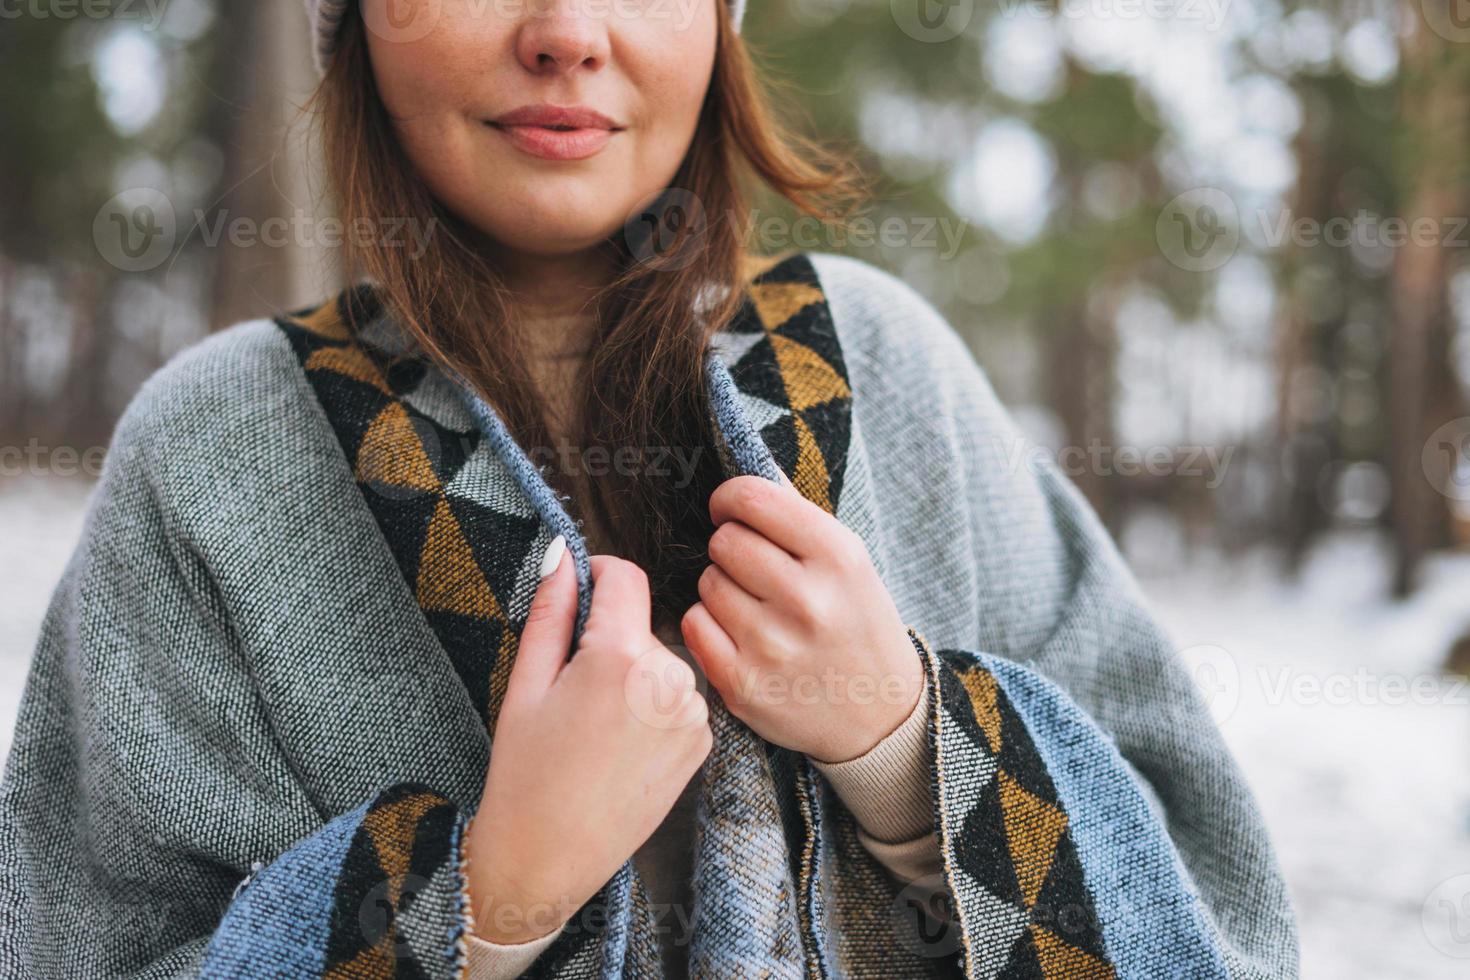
[363,0,719,260]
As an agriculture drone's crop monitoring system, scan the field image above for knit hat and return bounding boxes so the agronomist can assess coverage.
[306,0,748,76]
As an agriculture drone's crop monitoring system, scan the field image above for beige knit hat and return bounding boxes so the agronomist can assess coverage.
[305,0,748,75]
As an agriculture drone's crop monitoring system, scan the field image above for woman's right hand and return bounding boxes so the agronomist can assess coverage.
[463,537,714,945]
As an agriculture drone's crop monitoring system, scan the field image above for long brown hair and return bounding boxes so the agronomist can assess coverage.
[309,2,869,625]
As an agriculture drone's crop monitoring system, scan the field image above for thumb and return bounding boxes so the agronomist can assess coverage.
[507,534,577,698]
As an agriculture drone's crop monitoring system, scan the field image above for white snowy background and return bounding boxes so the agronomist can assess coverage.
[3,471,1469,977]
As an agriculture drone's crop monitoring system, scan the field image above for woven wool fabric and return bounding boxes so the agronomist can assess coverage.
[0,251,1299,979]
[304,0,751,76]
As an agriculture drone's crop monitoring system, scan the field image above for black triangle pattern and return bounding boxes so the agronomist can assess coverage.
[726,251,853,515]
[274,293,510,731]
[924,645,1117,978]
[320,782,459,977]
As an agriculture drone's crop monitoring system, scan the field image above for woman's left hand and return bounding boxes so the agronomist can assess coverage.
[681,473,925,764]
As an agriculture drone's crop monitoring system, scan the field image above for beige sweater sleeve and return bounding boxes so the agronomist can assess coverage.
[461,894,567,980]
[807,671,952,922]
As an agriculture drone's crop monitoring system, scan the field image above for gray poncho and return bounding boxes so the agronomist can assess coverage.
[0,250,1299,978]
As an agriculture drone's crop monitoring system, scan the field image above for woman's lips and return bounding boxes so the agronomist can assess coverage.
[488,122,616,161]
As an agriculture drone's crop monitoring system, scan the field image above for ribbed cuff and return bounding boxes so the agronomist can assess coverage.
[463,914,566,980]
[809,672,935,844]
[461,840,567,980]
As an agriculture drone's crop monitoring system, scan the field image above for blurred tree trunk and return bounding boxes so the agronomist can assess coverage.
[58,268,111,452]
[1274,83,1344,575]
[0,258,17,438]
[1043,153,1121,533]
[1387,4,1470,597]
[205,0,326,331]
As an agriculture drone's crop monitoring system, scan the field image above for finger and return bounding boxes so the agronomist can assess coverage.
[696,562,764,652]
[507,535,576,697]
[586,554,653,635]
[707,519,801,601]
[680,601,741,701]
[709,474,828,560]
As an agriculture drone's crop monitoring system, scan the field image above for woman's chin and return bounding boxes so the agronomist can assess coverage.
[472,213,626,259]
[453,180,631,250]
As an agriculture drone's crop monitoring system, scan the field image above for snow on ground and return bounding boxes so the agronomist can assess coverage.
[1133,525,1470,979]
[2,473,1469,977]
[0,474,93,763]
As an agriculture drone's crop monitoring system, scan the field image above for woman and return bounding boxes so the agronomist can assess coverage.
[0,0,1299,977]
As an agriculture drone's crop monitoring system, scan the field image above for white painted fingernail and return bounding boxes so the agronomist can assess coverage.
[539,534,567,579]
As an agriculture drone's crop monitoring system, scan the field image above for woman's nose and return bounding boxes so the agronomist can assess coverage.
[514,0,612,76]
